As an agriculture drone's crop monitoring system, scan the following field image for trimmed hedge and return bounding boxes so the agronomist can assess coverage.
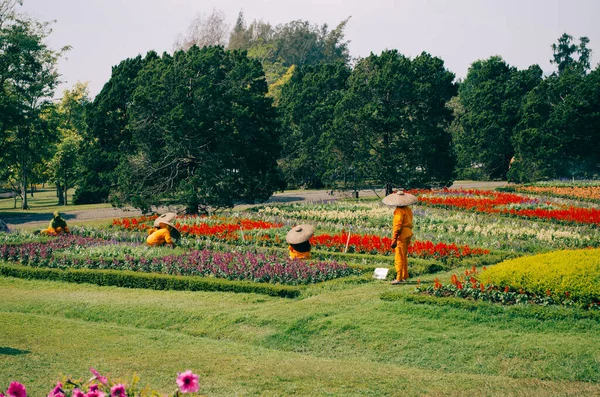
[478,248,600,305]
[381,291,600,321]
[0,263,302,298]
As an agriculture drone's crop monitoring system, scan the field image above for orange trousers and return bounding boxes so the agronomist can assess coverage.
[394,237,411,281]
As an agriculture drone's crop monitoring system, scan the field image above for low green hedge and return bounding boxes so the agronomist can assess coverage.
[0,263,302,298]
[381,291,600,321]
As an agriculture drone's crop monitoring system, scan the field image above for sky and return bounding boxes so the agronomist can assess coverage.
[20,0,600,99]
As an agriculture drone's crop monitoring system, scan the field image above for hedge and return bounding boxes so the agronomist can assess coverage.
[478,248,600,305]
[0,263,302,298]
[381,291,600,321]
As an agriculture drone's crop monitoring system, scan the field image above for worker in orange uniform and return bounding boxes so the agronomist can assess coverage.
[147,212,179,247]
[286,224,315,260]
[382,190,417,284]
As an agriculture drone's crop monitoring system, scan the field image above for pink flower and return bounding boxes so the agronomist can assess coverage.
[85,390,106,397]
[6,382,27,397]
[72,389,85,397]
[110,384,127,397]
[86,384,105,397]
[89,368,108,385]
[176,370,199,393]
[47,382,64,397]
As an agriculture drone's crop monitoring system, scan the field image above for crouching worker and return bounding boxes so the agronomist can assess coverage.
[286,224,315,260]
[147,213,180,247]
[39,211,70,235]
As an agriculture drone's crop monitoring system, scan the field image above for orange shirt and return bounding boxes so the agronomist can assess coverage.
[289,246,311,260]
[392,206,413,241]
[146,228,173,246]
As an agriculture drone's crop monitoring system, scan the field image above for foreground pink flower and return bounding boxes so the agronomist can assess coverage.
[6,382,26,397]
[110,384,126,397]
[86,384,105,397]
[72,389,85,397]
[47,381,65,397]
[176,370,199,393]
[89,368,108,385]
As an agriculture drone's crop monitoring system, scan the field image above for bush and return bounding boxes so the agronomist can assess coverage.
[478,248,600,306]
[0,263,302,298]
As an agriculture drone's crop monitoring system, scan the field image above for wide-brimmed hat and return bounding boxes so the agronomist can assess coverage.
[154,212,177,228]
[286,224,315,244]
[382,190,418,207]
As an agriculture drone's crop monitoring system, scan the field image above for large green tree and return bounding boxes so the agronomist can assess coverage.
[277,62,350,188]
[509,34,597,182]
[0,2,66,209]
[114,46,282,214]
[326,50,457,190]
[75,52,158,204]
[48,82,89,205]
[454,57,542,180]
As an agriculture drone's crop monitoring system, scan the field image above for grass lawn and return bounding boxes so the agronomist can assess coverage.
[0,187,111,215]
[1,273,599,396]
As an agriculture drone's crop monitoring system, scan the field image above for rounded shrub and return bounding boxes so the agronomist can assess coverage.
[478,248,600,306]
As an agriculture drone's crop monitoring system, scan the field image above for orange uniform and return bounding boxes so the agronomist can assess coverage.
[392,206,413,281]
[146,227,174,246]
[288,245,311,260]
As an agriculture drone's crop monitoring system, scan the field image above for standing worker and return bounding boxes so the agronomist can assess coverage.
[383,190,417,284]
[286,224,315,260]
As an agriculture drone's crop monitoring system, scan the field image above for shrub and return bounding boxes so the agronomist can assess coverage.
[478,248,600,306]
[0,263,302,298]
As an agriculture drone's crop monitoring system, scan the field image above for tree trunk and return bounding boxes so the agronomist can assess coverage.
[21,161,29,210]
[30,183,34,197]
[63,177,68,206]
[57,183,65,206]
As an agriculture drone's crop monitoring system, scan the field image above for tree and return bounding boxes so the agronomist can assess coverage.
[551,33,591,75]
[227,13,351,86]
[278,62,351,188]
[510,65,600,182]
[326,50,457,190]
[0,4,66,209]
[509,34,599,182]
[76,52,158,204]
[454,57,542,180]
[48,82,89,205]
[173,8,229,51]
[115,46,282,214]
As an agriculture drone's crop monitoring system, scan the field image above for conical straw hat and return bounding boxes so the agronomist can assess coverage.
[382,190,417,207]
[154,212,177,228]
[286,224,315,244]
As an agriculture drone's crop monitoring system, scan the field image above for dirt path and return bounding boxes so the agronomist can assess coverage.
[2,181,507,230]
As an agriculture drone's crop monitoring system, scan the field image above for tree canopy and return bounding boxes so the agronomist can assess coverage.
[113,46,282,214]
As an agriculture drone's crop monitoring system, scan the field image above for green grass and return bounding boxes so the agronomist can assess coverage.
[1,273,599,396]
[0,187,111,214]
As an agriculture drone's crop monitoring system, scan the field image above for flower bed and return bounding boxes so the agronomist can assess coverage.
[112,215,282,240]
[505,184,600,202]
[0,235,361,285]
[3,367,202,397]
[416,188,600,226]
[310,232,489,260]
[416,255,600,309]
